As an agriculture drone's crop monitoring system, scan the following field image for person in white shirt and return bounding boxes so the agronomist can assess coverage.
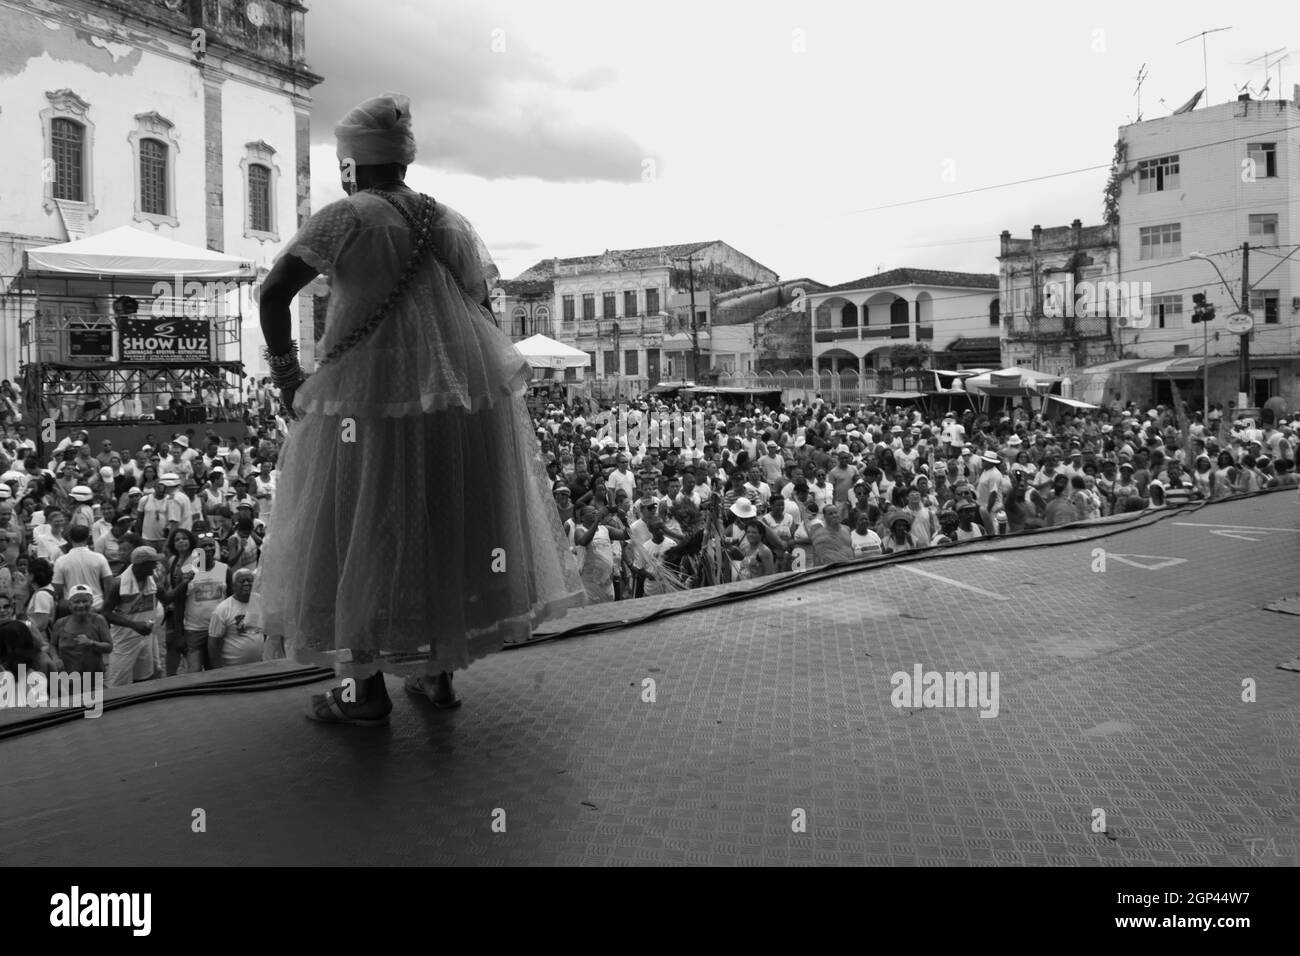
[759,495,800,569]
[810,470,835,510]
[52,524,115,611]
[32,510,69,563]
[90,501,116,548]
[941,416,966,450]
[975,452,1012,512]
[631,520,676,597]
[206,568,264,667]
[850,513,883,558]
[606,453,637,502]
[141,474,186,547]
[742,466,771,508]
[158,442,193,484]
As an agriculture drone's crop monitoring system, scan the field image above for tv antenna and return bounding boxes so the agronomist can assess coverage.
[1177,26,1233,107]
[1133,64,1149,120]
[1245,48,1288,98]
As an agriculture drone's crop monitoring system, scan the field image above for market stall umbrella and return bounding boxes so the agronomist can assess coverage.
[964,367,1063,397]
[512,333,591,370]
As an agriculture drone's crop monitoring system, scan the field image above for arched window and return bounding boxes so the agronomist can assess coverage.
[989,297,1001,326]
[140,139,168,216]
[840,302,858,328]
[512,306,527,338]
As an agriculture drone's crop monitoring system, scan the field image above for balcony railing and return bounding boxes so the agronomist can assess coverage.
[814,325,908,343]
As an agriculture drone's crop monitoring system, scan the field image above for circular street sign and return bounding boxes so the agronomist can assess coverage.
[1225,311,1254,334]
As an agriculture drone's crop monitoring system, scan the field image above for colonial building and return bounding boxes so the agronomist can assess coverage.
[997,220,1120,376]
[0,0,323,379]
[1109,89,1300,410]
[505,240,778,394]
[807,268,1001,385]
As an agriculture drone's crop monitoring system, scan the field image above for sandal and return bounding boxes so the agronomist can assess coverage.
[403,675,462,710]
[305,686,392,727]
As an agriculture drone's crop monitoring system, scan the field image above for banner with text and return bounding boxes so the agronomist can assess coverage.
[116,317,213,364]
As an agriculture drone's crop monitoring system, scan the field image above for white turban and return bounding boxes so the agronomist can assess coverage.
[334,92,417,167]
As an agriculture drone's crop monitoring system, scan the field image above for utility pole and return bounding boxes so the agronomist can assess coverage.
[673,254,704,382]
[1239,241,1251,410]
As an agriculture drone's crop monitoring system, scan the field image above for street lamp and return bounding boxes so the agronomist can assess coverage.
[1188,252,1241,310]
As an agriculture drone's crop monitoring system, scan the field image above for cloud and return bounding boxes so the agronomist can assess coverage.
[306,3,643,183]
[565,65,617,92]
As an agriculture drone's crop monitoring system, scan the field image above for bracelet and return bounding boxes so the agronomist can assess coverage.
[264,345,301,385]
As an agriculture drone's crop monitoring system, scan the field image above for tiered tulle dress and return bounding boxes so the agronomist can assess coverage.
[249,190,585,679]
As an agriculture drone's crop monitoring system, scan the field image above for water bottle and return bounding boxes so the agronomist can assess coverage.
[995,508,1008,535]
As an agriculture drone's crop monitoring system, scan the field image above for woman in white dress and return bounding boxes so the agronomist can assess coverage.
[253,93,583,725]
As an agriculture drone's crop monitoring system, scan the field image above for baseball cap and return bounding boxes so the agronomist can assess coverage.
[70,485,94,501]
[159,474,181,487]
[552,482,571,495]
[130,546,162,565]
[127,486,143,497]
[173,435,190,448]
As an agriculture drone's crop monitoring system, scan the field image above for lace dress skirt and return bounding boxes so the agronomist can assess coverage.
[248,192,584,679]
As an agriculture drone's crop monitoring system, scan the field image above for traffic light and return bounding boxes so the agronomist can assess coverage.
[1191,292,1215,323]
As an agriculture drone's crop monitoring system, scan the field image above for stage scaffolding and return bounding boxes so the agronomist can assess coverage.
[3,272,252,440]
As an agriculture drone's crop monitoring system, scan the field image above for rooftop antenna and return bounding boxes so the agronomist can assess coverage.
[1245,48,1288,98]
[1177,26,1233,107]
[1133,64,1149,121]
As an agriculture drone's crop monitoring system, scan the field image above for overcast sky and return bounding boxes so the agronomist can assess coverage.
[304,0,1294,285]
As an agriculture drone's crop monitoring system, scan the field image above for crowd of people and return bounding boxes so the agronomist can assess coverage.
[0,412,287,696]
[3,377,1297,696]
[535,393,1299,603]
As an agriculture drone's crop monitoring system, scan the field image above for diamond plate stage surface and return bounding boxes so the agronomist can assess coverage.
[2,493,1298,866]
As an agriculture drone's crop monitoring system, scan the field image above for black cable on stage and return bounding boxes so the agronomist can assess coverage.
[0,665,333,742]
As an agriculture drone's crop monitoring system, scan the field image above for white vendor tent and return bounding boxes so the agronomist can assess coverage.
[513,333,590,370]
[964,367,1063,398]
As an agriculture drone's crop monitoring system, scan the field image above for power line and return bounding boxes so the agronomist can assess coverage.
[778,121,1300,226]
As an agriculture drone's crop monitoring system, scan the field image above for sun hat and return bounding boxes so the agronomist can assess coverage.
[729,498,758,519]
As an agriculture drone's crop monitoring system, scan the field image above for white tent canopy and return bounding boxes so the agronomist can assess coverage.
[23,226,256,280]
[513,333,590,370]
[965,367,1063,397]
